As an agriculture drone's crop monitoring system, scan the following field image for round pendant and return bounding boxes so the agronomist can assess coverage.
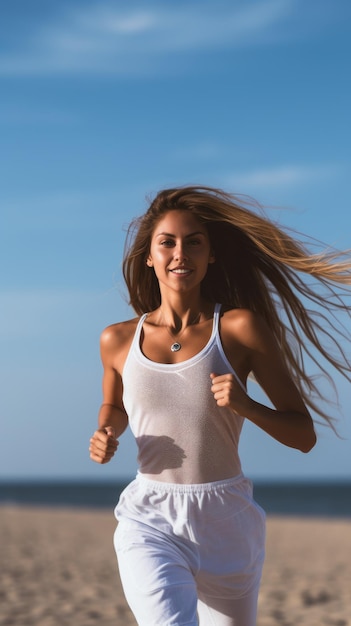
[171,342,181,352]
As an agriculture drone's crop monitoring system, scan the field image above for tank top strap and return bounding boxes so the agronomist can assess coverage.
[213,303,247,392]
[131,313,148,354]
[213,302,222,327]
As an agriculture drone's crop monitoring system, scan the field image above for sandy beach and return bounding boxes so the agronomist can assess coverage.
[1,505,350,626]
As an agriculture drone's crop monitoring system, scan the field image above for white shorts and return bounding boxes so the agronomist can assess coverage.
[114,473,266,626]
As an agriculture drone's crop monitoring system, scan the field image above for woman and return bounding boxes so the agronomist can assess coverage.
[89,185,351,625]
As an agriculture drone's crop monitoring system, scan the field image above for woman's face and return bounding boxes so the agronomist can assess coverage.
[147,210,215,295]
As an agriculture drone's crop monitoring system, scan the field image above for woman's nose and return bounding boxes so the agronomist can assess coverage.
[173,242,188,261]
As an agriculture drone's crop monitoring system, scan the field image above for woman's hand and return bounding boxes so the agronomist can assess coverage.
[89,427,118,464]
[210,372,250,415]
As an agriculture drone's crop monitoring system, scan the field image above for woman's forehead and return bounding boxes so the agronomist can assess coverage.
[152,209,206,234]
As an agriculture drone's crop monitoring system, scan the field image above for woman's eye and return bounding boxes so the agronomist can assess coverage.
[159,238,202,247]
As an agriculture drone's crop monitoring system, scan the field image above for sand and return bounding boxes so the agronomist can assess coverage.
[1,505,350,626]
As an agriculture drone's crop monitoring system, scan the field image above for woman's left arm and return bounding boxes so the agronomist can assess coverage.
[211,311,317,452]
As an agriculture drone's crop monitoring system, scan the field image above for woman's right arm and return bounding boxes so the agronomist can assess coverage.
[89,326,129,465]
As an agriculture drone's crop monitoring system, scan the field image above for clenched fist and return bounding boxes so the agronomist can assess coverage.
[210,372,250,415]
[89,427,118,464]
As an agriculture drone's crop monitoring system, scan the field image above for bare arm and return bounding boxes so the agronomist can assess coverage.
[211,311,316,452]
[89,326,129,464]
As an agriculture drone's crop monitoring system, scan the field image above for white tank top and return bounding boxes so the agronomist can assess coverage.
[122,303,245,484]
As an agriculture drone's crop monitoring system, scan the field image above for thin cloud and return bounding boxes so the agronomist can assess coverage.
[0,104,76,125]
[0,0,308,76]
[0,289,117,340]
[172,141,223,161]
[225,164,339,190]
[2,188,141,231]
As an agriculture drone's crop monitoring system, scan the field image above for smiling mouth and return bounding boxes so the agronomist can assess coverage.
[169,268,192,275]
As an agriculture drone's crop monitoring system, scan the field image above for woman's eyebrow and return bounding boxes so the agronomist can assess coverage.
[155,230,205,238]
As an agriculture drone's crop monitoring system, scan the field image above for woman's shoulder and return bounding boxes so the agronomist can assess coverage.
[100,316,141,349]
[220,307,270,346]
[220,306,258,326]
[99,316,143,371]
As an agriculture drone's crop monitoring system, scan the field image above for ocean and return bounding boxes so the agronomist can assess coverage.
[1,479,351,517]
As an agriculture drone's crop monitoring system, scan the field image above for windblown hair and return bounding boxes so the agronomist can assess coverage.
[122,185,351,427]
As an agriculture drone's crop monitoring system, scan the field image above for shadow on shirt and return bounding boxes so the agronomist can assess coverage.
[136,435,187,474]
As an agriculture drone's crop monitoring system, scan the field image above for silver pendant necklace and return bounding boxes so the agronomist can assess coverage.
[171,341,182,352]
[160,311,201,352]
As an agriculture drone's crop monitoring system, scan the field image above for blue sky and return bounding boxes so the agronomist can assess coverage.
[1,0,351,482]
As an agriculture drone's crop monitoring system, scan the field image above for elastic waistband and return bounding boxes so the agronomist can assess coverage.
[135,472,247,494]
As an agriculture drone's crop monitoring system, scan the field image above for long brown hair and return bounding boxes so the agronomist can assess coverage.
[122,185,351,427]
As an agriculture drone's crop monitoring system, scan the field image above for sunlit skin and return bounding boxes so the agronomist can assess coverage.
[89,210,316,470]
